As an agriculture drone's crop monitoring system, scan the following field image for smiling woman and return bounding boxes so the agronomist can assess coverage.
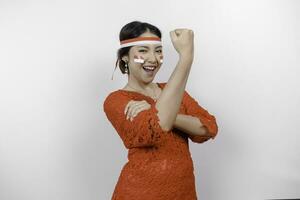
[113,35,163,83]
[111,22,163,80]
[104,21,219,200]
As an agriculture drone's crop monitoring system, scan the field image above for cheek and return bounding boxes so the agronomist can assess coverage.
[159,55,163,64]
[133,55,145,64]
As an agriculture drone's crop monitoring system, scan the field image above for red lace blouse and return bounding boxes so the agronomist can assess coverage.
[103,82,218,200]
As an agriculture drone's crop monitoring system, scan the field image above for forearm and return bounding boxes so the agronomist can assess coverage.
[155,55,193,131]
[173,114,208,136]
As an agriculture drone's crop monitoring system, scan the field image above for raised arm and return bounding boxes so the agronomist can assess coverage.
[155,29,194,131]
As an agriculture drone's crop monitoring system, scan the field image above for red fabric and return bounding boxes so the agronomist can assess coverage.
[103,82,219,200]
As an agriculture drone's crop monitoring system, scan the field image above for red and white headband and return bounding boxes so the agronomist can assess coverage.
[120,36,162,48]
[111,36,163,80]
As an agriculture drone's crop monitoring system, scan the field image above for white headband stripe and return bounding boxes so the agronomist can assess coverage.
[120,40,162,48]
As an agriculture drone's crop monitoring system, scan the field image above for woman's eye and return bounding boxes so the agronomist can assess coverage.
[138,49,162,53]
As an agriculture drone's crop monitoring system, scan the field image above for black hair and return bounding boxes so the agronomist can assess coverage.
[114,21,162,76]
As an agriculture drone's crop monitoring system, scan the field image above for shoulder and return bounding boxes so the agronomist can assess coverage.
[103,90,127,112]
[104,90,120,102]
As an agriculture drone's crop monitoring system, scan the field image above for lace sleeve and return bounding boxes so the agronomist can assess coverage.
[103,93,171,149]
[183,90,219,143]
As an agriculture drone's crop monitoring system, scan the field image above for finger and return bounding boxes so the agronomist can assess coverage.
[131,102,151,120]
[128,101,149,121]
[169,31,177,40]
[124,100,135,115]
[130,104,148,120]
[128,101,146,120]
[124,101,130,114]
[127,101,145,120]
[125,101,136,119]
[175,29,181,35]
[175,28,187,35]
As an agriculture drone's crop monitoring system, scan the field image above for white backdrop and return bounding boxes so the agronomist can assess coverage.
[0,0,299,200]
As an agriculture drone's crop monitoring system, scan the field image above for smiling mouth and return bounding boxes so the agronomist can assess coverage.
[142,65,157,72]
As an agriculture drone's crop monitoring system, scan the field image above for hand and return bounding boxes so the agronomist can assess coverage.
[124,100,151,121]
[169,28,194,57]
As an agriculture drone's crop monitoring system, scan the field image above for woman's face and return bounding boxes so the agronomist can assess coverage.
[123,31,163,82]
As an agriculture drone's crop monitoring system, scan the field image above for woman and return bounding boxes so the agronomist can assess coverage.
[103,21,219,200]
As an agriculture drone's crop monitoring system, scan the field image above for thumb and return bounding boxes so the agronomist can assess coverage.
[169,30,177,41]
[175,29,181,36]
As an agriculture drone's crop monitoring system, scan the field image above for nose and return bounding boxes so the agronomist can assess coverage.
[146,51,159,64]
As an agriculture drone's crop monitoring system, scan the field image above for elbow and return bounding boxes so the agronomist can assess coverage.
[197,125,216,138]
[190,135,211,143]
[189,123,218,143]
[159,122,173,132]
[156,112,175,132]
[158,119,174,132]
[203,124,218,139]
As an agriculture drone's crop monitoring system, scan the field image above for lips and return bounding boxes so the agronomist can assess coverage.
[142,65,157,71]
[143,65,157,68]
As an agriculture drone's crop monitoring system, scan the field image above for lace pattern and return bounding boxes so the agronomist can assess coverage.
[103,92,171,149]
[183,90,219,143]
[102,82,218,199]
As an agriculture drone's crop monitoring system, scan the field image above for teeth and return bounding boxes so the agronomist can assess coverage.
[143,66,156,70]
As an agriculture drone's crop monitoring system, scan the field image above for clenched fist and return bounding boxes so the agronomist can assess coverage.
[169,28,194,57]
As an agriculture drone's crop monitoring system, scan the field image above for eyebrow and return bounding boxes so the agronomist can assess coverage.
[138,45,162,49]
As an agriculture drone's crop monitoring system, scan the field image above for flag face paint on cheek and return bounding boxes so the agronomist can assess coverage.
[133,55,163,64]
[133,55,145,64]
[160,55,163,64]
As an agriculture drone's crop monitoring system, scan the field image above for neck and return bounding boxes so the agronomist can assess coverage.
[127,76,153,91]
[126,80,158,99]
